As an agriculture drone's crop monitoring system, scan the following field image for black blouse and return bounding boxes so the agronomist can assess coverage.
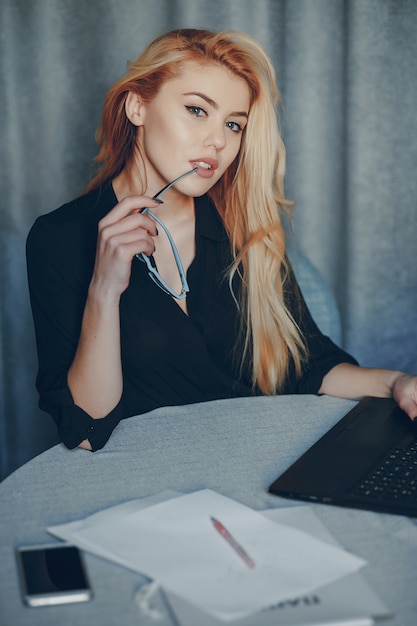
[26,182,357,450]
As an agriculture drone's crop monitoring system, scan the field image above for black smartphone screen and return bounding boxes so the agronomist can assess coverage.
[18,545,89,595]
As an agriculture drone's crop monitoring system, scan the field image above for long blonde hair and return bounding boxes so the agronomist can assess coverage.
[88,28,306,393]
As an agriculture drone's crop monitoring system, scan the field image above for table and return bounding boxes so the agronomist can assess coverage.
[1,394,417,626]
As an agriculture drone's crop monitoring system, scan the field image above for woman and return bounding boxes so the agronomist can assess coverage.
[26,28,417,451]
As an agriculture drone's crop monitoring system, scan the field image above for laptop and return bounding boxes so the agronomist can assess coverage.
[268,396,417,517]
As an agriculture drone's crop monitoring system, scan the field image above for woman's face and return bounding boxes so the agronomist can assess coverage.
[130,61,251,198]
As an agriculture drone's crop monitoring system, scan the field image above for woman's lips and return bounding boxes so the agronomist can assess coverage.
[190,158,219,178]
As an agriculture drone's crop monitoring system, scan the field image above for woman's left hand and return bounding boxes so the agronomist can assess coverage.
[392,373,417,421]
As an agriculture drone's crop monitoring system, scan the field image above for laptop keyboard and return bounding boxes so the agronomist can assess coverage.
[353,440,417,501]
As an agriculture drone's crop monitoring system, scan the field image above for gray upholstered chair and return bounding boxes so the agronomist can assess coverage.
[286,239,342,346]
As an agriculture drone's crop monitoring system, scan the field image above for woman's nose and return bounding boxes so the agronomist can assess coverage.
[204,123,226,151]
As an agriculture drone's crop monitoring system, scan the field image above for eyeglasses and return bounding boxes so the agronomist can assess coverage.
[136,168,197,300]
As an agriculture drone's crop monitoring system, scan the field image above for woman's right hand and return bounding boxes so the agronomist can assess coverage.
[90,196,161,301]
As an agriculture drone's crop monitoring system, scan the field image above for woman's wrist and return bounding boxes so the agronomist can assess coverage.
[390,371,411,400]
[87,278,122,309]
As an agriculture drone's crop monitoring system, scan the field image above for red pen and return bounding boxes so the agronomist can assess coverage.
[211,517,256,569]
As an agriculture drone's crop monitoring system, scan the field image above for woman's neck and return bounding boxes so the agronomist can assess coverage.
[112,167,144,201]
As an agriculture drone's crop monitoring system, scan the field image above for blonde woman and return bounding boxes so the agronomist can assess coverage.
[27,29,417,451]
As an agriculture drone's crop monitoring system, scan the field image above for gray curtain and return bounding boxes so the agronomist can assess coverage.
[1,0,416,480]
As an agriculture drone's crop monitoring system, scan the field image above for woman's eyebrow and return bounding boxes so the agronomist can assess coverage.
[183,91,248,118]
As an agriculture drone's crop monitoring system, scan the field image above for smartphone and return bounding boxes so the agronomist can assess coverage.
[16,543,92,607]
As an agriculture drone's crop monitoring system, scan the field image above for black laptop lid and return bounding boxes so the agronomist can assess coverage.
[268,397,417,517]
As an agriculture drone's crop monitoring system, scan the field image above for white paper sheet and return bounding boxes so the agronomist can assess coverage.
[48,489,367,622]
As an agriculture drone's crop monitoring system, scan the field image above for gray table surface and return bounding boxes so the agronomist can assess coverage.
[1,394,417,626]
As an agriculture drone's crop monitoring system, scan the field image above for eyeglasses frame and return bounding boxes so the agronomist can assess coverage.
[136,168,197,300]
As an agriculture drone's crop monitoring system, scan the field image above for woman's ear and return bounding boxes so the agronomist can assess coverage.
[125,91,145,126]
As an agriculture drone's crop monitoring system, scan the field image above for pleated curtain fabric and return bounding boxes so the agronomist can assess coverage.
[1,0,416,479]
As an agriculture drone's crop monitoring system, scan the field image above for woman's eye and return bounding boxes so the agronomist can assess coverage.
[185,105,206,117]
[226,121,242,133]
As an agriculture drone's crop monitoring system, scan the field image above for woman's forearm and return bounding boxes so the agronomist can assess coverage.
[67,285,123,419]
[319,362,403,400]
